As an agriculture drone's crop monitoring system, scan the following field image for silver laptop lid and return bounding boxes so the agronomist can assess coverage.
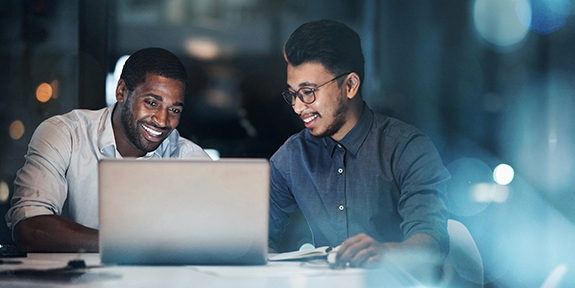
[98,158,269,265]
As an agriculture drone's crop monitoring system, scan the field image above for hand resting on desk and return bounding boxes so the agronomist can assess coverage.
[333,233,443,283]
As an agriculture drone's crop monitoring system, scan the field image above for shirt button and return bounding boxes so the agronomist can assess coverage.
[339,205,345,211]
[338,168,344,173]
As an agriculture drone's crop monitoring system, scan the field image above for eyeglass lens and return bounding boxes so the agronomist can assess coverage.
[282,72,351,105]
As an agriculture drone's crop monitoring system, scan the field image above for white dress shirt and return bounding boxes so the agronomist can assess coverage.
[5,104,210,231]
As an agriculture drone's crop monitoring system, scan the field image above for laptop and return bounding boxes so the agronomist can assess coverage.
[98,158,269,265]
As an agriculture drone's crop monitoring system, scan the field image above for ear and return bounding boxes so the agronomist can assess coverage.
[345,72,361,100]
[116,79,128,103]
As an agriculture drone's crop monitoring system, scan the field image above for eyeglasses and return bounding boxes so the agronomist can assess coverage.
[282,72,351,105]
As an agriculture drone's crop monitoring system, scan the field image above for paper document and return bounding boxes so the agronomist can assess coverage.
[269,245,340,263]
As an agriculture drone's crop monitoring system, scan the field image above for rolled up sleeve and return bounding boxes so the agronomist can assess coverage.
[5,119,71,231]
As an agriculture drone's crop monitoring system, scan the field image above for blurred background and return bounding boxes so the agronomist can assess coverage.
[2,0,575,286]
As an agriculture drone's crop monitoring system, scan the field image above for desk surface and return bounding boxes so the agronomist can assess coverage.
[0,253,412,288]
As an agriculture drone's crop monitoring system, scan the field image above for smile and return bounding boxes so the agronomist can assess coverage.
[142,124,162,137]
[302,114,318,123]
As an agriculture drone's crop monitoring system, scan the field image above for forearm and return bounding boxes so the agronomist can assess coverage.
[14,215,99,253]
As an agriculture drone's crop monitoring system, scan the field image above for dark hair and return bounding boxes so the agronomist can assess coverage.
[283,19,365,85]
[120,47,188,92]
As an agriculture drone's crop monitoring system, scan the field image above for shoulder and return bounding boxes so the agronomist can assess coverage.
[38,107,107,133]
[271,129,312,160]
[368,111,442,162]
[372,112,423,140]
[32,110,83,140]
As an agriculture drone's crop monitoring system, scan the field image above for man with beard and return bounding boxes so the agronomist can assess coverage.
[5,47,210,252]
[268,20,450,277]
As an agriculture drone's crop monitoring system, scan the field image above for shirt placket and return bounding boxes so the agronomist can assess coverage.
[333,143,348,243]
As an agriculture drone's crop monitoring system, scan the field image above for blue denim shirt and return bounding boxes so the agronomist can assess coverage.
[268,103,450,254]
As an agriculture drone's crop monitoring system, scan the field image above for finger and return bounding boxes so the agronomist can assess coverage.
[348,244,379,267]
[337,236,371,265]
[336,237,363,262]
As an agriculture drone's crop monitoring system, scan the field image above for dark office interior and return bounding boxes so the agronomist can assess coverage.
[2,0,575,287]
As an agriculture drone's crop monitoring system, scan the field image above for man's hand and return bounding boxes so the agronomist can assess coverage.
[334,233,444,285]
[334,233,443,269]
[334,233,385,268]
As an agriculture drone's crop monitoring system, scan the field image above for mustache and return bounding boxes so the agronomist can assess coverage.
[140,120,171,131]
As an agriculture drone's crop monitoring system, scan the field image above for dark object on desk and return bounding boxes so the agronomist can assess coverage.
[0,259,121,283]
[0,259,87,281]
[0,259,22,264]
[0,244,27,258]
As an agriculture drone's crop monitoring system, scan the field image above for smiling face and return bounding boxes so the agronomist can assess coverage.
[113,73,185,157]
[286,62,360,141]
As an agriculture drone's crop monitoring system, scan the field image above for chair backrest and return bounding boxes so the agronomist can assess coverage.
[439,219,484,287]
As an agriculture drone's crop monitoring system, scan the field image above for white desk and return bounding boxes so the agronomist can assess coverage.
[0,253,412,288]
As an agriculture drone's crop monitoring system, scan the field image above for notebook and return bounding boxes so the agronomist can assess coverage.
[98,158,269,265]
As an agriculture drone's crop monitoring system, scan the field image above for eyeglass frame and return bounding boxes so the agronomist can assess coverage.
[282,72,352,105]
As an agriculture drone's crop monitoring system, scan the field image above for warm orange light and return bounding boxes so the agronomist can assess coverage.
[185,38,220,60]
[9,120,25,140]
[36,82,52,103]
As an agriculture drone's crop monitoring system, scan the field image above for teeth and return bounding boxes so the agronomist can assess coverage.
[303,115,318,123]
[142,124,162,136]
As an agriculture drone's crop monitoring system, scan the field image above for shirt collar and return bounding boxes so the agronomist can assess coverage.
[149,131,179,158]
[98,104,117,158]
[323,102,373,157]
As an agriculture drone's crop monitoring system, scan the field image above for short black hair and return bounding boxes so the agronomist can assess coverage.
[120,47,188,92]
[283,19,365,84]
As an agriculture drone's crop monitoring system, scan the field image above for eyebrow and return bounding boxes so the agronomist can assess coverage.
[298,81,316,88]
[147,94,184,107]
[286,81,318,91]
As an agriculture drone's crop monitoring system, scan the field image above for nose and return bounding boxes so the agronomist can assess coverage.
[292,95,307,115]
[152,109,168,127]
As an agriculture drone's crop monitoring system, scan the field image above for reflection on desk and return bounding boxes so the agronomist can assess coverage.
[0,253,416,287]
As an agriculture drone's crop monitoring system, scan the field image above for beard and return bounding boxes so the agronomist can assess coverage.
[120,98,160,153]
[315,93,348,139]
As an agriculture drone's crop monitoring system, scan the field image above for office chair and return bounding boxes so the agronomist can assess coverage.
[439,219,484,288]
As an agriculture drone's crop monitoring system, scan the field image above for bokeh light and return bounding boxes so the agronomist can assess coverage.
[526,0,571,34]
[493,163,515,185]
[473,0,530,47]
[36,82,53,103]
[9,120,25,140]
[0,181,9,204]
[472,183,510,203]
[447,157,493,216]
[106,55,130,106]
[204,149,221,160]
[186,37,220,60]
[299,243,314,251]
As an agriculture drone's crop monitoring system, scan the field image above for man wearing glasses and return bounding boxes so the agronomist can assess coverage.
[268,19,450,277]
